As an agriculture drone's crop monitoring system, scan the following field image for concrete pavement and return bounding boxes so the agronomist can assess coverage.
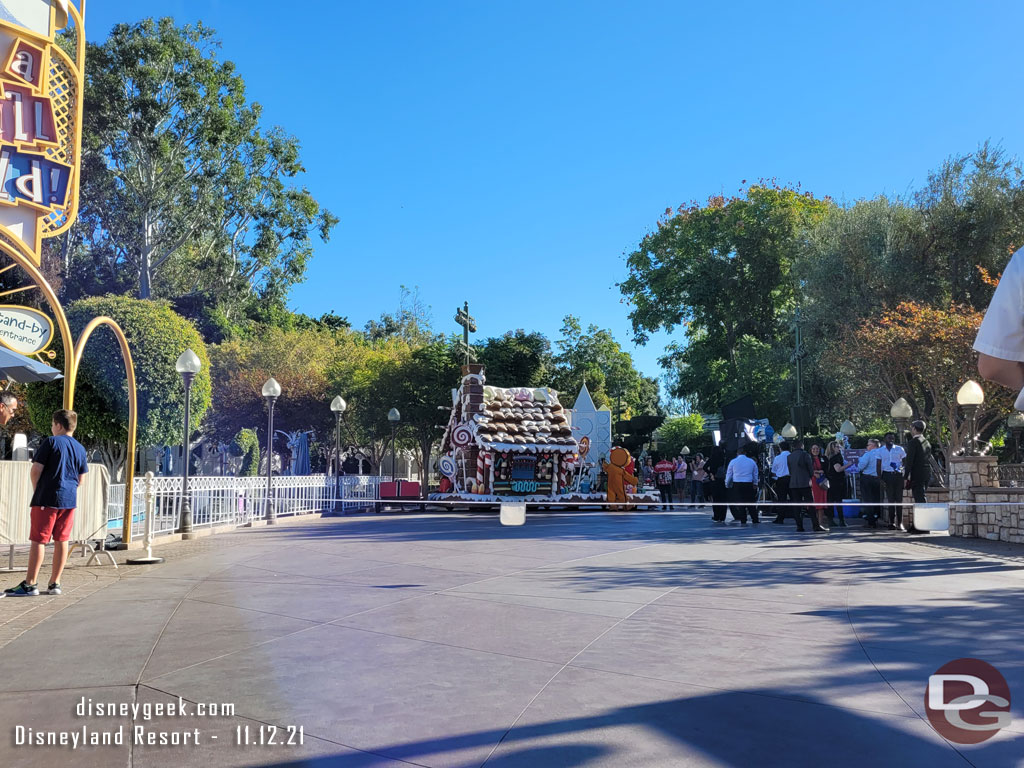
[0,510,1022,767]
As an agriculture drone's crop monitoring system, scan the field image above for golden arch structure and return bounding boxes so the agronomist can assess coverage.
[0,2,140,542]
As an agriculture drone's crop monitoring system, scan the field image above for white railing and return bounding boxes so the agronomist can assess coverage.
[106,474,384,540]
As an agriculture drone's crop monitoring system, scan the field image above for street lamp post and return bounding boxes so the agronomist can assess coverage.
[890,398,913,444]
[956,380,985,456]
[175,349,202,536]
[780,422,798,441]
[1008,412,1024,464]
[388,408,401,483]
[331,396,346,509]
[262,378,282,523]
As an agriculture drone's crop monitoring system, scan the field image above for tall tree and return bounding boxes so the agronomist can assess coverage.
[71,18,336,305]
[621,184,831,419]
[550,316,660,417]
[25,297,211,480]
[477,330,551,388]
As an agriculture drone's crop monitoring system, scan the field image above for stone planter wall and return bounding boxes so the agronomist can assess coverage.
[947,456,1024,543]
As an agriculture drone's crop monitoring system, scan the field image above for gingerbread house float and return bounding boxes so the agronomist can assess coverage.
[434,364,583,499]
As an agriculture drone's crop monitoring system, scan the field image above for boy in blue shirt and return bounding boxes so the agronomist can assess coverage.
[3,409,88,597]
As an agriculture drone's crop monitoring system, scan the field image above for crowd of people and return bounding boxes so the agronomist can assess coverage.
[637,419,933,533]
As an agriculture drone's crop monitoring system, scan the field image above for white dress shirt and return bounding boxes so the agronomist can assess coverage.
[726,455,759,486]
[857,448,882,477]
[771,450,790,478]
[877,444,906,473]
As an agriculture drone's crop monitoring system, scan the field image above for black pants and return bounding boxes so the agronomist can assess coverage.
[772,476,790,522]
[911,479,927,503]
[730,482,757,523]
[711,478,728,521]
[789,486,815,529]
[658,485,673,508]
[861,475,881,523]
[882,472,903,525]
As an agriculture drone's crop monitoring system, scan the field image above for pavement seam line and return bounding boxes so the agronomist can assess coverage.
[842,577,980,766]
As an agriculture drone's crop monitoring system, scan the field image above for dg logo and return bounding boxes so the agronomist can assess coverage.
[925,658,1012,744]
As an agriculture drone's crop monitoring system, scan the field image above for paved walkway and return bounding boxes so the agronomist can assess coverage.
[0,510,1022,767]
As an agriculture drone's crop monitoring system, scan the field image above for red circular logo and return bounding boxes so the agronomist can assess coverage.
[924,658,1011,744]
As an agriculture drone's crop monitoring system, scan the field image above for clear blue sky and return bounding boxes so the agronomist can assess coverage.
[86,0,1024,387]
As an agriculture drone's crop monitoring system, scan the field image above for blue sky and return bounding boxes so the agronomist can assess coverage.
[86,1,1024,385]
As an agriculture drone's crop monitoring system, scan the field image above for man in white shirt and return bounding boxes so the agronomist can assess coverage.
[770,441,791,525]
[857,438,883,528]
[725,443,760,525]
[975,247,1024,407]
[878,432,907,530]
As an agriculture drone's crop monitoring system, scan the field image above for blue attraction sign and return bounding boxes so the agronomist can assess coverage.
[0,143,71,211]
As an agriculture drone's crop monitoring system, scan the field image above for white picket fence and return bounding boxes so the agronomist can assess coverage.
[106,474,385,540]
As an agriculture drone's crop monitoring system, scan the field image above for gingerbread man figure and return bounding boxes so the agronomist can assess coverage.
[602,446,638,511]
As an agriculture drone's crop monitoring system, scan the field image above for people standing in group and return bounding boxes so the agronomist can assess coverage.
[673,456,688,505]
[706,444,728,523]
[825,441,852,527]
[857,438,883,528]
[725,443,760,524]
[878,432,908,530]
[788,439,826,532]
[904,420,932,530]
[809,443,829,530]
[654,456,676,510]
[690,454,706,506]
[770,441,791,524]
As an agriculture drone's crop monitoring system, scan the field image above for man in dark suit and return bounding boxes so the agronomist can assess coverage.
[904,420,931,504]
[787,439,825,532]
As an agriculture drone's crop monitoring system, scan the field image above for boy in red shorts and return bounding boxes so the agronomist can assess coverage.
[3,409,88,597]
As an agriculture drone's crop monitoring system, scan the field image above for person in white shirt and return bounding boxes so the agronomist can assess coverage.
[878,432,908,530]
[856,438,883,528]
[725,443,760,525]
[975,246,1024,408]
[770,441,791,525]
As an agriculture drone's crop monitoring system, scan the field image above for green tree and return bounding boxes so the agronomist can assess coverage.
[550,316,660,418]
[25,296,211,479]
[393,340,463,495]
[69,18,336,306]
[621,184,831,418]
[231,428,260,476]
[655,415,706,457]
[476,330,551,388]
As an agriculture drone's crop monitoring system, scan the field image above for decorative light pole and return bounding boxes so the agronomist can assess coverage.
[681,446,690,457]
[780,422,799,441]
[262,377,282,523]
[1008,412,1024,464]
[175,349,201,536]
[956,380,985,456]
[388,407,401,482]
[331,395,346,508]
[839,420,857,439]
[890,398,913,444]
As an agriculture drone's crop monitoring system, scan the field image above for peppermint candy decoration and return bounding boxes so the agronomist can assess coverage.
[439,454,457,478]
[579,436,591,457]
[451,423,474,447]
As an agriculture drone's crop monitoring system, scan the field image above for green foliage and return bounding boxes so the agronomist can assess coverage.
[656,414,706,457]
[231,428,260,476]
[69,17,337,304]
[477,330,551,388]
[25,296,210,473]
[622,184,830,418]
[550,316,660,417]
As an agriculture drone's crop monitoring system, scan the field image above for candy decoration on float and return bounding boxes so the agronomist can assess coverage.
[439,453,457,478]
[452,423,473,448]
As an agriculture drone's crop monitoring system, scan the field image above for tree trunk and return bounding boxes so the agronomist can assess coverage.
[139,214,154,299]
[419,437,434,499]
[98,439,128,483]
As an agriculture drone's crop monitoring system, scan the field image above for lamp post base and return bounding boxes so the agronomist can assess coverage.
[126,555,165,565]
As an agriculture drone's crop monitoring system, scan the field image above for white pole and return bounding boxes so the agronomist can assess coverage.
[127,471,165,565]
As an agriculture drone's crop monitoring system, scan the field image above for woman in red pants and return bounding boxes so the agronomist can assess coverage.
[810,443,829,530]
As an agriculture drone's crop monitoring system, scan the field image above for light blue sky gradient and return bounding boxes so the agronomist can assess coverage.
[85,1,1024,385]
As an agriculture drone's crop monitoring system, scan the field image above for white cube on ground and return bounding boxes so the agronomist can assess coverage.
[500,502,526,526]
